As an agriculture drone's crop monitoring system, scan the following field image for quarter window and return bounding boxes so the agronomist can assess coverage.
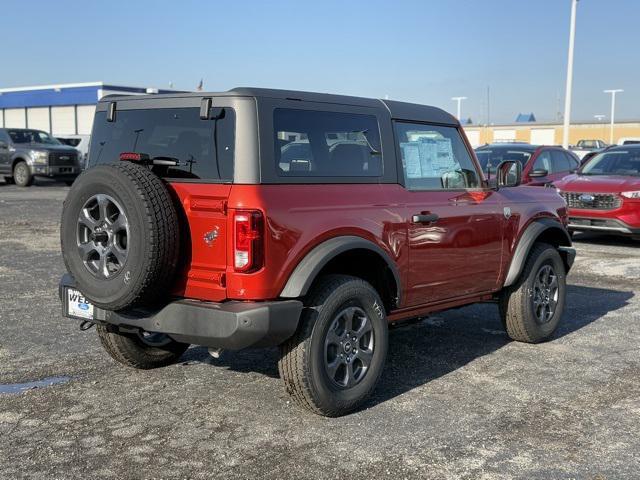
[274,109,382,177]
[394,122,480,190]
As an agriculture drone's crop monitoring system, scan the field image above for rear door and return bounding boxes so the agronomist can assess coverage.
[393,121,504,306]
[88,99,238,302]
[168,183,232,301]
[529,148,577,185]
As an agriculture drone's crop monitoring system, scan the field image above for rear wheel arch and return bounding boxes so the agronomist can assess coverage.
[504,218,572,287]
[280,236,401,312]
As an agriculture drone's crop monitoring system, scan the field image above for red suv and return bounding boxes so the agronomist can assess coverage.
[475,143,580,186]
[59,88,575,416]
[555,144,640,240]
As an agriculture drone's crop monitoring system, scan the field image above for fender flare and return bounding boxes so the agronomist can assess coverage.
[504,218,572,287]
[11,156,28,169]
[279,235,402,301]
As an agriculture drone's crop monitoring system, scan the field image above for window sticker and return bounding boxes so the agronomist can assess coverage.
[400,142,422,178]
[401,138,457,179]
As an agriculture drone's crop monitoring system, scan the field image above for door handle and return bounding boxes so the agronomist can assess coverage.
[412,213,439,224]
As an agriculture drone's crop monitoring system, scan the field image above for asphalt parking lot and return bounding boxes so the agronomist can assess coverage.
[1,182,639,479]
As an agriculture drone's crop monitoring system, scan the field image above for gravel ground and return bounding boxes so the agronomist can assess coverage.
[0,182,638,479]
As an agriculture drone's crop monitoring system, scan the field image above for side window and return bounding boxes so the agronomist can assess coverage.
[533,150,552,173]
[274,109,382,177]
[565,152,579,170]
[551,150,571,172]
[394,122,480,190]
[0,130,10,143]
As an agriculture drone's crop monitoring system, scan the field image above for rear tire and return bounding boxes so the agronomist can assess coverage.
[13,161,33,187]
[278,275,388,417]
[499,242,566,343]
[96,324,189,369]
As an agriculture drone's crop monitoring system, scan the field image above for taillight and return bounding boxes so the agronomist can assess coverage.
[234,210,263,272]
[119,152,149,162]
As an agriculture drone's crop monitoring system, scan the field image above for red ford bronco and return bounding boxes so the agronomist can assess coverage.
[59,88,575,416]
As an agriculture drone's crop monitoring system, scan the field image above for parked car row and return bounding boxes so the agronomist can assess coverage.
[475,143,580,186]
[0,128,88,187]
[556,144,640,241]
[474,142,640,242]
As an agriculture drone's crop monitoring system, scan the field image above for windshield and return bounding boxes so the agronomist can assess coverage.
[581,150,640,176]
[475,148,532,172]
[8,129,61,145]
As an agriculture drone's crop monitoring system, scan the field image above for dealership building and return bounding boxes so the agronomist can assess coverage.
[0,82,180,136]
[463,120,640,147]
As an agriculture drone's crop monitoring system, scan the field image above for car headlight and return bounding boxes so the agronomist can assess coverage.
[29,150,49,165]
[621,190,640,199]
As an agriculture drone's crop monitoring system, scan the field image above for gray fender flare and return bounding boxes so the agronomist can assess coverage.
[504,218,573,287]
[280,235,402,301]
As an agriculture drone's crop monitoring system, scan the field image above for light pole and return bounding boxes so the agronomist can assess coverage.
[604,89,623,144]
[562,0,579,149]
[451,96,467,121]
[594,114,606,141]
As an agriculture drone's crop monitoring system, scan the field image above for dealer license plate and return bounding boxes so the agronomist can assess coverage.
[66,288,94,320]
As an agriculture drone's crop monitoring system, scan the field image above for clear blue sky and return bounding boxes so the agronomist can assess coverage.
[2,0,639,123]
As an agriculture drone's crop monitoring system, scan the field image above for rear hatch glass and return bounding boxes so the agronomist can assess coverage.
[89,107,235,181]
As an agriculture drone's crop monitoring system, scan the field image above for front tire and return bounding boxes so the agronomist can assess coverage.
[13,161,33,187]
[278,275,388,417]
[96,324,189,369]
[499,242,567,343]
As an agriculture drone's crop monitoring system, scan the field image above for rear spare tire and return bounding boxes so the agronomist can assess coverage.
[60,163,180,310]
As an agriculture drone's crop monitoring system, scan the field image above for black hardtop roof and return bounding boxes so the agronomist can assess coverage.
[99,87,458,125]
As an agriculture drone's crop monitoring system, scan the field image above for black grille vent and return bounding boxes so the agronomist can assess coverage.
[49,152,78,166]
[561,192,622,210]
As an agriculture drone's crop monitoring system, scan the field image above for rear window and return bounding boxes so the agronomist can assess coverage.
[274,108,382,177]
[89,107,235,181]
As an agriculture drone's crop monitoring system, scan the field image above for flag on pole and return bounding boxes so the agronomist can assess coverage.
[196,79,203,91]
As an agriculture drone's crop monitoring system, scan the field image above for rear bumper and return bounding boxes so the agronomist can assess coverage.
[59,274,303,350]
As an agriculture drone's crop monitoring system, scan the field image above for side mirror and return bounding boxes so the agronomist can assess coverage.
[496,160,522,188]
[0,141,8,150]
[529,168,548,178]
